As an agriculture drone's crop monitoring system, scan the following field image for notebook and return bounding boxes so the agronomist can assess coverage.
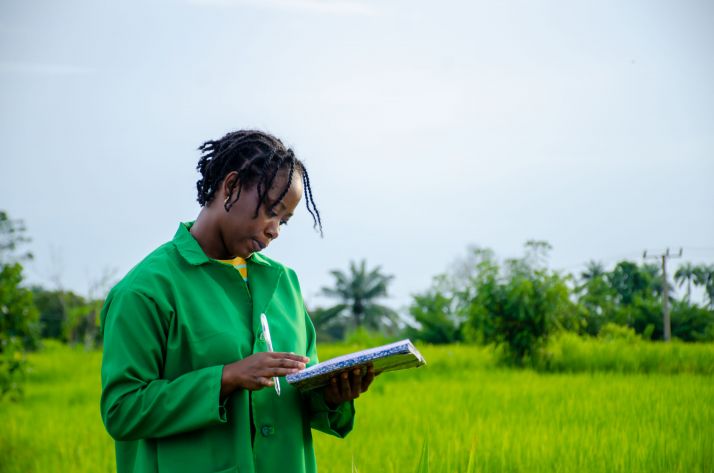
[285,339,426,391]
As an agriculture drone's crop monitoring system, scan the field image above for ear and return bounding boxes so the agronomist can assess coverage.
[221,171,240,197]
[215,171,241,211]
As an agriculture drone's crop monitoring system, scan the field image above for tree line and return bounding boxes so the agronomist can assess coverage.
[2,210,713,399]
[310,241,713,364]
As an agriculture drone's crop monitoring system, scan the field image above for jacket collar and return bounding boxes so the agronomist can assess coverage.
[173,222,211,266]
[173,222,282,314]
[173,222,277,269]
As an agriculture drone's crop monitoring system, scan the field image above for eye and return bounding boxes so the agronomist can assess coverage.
[280,220,289,226]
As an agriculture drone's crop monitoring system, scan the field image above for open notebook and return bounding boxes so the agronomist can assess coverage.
[285,339,426,392]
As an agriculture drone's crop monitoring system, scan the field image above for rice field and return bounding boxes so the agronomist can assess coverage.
[1,341,712,472]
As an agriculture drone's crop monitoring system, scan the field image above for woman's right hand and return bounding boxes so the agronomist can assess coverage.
[220,352,309,396]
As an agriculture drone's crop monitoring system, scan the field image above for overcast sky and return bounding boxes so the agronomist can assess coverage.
[1,0,713,310]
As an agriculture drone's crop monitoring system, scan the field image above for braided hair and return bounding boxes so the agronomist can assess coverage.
[196,130,323,236]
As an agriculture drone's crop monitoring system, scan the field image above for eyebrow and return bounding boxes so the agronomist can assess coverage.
[270,199,293,218]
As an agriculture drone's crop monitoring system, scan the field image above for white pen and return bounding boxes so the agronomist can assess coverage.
[260,313,280,396]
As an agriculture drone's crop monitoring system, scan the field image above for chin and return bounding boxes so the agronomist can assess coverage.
[237,250,252,259]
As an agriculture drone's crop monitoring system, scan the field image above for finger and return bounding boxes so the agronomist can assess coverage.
[350,369,362,398]
[256,376,273,388]
[263,367,303,377]
[361,366,375,393]
[340,372,352,399]
[326,377,340,403]
[272,352,310,363]
[267,357,307,370]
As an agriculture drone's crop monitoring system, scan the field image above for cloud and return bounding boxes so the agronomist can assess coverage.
[188,0,378,16]
[0,61,94,76]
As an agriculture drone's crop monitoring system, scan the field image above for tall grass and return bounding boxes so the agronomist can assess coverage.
[537,331,714,375]
[314,343,714,473]
[0,340,114,473]
[0,340,712,472]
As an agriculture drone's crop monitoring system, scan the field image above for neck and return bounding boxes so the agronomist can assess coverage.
[189,208,230,260]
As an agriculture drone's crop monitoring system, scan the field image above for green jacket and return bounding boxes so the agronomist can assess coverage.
[100,222,354,473]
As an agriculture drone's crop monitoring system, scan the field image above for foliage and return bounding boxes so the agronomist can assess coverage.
[407,275,464,344]
[0,211,32,265]
[473,248,577,364]
[606,261,662,305]
[31,287,85,340]
[408,240,713,361]
[674,262,698,302]
[343,326,397,347]
[30,287,105,347]
[670,301,714,342]
[692,264,714,308]
[405,247,498,345]
[573,259,714,341]
[309,304,349,342]
[536,329,714,375]
[65,299,103,348]
[575,267,616,336]
[0,211,39,400]
[416,241,579,363]
[318,260,400,337]
[413,440,429,473]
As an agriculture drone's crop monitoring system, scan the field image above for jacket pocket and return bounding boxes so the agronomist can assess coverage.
[156,425,238,473]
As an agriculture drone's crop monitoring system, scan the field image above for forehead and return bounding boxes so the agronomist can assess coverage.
[267,167,303,205]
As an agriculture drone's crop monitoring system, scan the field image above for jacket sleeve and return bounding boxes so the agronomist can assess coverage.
[100,288,227,441]
[302,308,355,438]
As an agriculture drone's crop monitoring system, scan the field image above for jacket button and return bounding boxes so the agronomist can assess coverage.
[260,424,274,437]
[259,332,265,342]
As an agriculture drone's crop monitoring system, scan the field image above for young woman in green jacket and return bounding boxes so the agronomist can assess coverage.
[100,130,375,473]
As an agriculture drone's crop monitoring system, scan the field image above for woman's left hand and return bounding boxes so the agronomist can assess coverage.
[323,363,375,408]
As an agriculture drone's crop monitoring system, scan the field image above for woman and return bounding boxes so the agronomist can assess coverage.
[100,130,374,473]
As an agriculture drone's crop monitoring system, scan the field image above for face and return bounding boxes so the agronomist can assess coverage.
[217,168,304,259]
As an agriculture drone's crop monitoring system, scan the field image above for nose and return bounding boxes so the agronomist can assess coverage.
[264,220,280,241]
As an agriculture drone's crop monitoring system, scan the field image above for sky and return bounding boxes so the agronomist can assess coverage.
[1,0,713,310]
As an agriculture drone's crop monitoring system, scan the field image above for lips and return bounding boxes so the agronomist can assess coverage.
[251,239,266,252]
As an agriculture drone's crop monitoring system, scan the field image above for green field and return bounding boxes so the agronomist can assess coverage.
[1,341,713,473]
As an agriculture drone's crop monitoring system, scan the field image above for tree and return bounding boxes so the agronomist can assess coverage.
[674,262,697,303]
[404,247,496,345]
[319,260,399,334]
[606,261,662,306]
[576,263,616,336]
[458,241,578,364]
[307,304,348,342]
[581,260,605,282]
[0,211,39,400]
[407,275,464,344]
[693,265,714,309]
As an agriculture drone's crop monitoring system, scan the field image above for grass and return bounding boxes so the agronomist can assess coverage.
[1,340,713,472]
[536,331,714,375]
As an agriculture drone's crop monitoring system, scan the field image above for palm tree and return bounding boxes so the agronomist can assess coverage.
[693,264,714,308]
[319,260,399,332]
[674,262,697,303]
[580,261,605,283]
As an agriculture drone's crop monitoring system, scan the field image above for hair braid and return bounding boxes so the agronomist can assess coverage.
[195,129,323,236]
[299,163,323,237]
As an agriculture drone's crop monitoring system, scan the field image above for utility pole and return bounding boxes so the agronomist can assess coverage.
[643,248,682,341]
